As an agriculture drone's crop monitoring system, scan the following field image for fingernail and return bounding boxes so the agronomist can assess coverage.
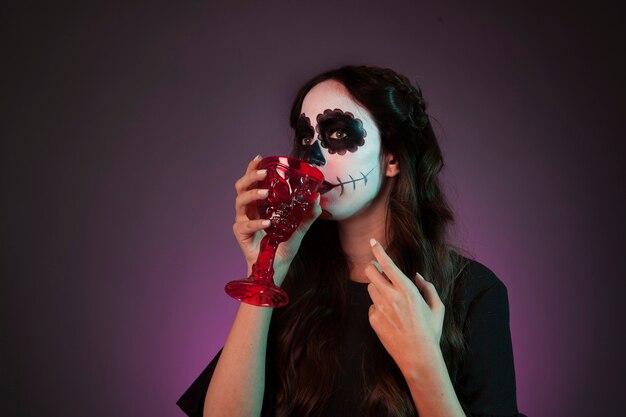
[261,220,271,227]
[369,238,377,247]
[372,260,383,273]
[416,272,425,280]
[253,154,262,161]
[257,189,269,196]
[256,169,267,176]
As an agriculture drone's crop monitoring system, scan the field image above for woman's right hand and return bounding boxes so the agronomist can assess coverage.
[233,155,322,286]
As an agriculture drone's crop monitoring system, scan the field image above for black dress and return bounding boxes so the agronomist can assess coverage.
[177,259,527,417]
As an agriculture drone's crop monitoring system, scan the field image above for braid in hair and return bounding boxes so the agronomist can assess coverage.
[368,67,429,133]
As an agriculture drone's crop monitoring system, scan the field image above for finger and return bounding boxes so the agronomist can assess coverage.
[246,154,263,172]
[368,303,383,330]
[306,193,322,223]
[369,238,411,288]
[235,188,269,221]
[234,157,267,194]
[232,218,271,238]
[367,282,386,305]
[234,167,268,195]
[414,272,444,310]
[364,262,393,293]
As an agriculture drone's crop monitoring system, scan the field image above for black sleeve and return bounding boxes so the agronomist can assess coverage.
[456,279,527,417]
[176,347,277,417]
[176,349,222,417]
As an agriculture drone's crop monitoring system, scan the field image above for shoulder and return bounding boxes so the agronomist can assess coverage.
[453,255,510,326]
[458,256,508,301]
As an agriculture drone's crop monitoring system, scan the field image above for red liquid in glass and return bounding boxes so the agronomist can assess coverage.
[224,156,324,308]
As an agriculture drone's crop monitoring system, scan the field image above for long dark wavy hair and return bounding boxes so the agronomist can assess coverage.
[269,65,469,417]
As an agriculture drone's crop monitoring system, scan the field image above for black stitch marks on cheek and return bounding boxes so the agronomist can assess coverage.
[315,109,366,155]
[332,167,375,196]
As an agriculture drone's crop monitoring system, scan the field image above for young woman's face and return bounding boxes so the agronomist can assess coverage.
[298,80,385,220]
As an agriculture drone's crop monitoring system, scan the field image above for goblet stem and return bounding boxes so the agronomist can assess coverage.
[225,155,323,308]
[250,235,279,284]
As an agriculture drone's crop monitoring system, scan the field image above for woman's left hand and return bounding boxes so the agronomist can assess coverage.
[365,238,446,375]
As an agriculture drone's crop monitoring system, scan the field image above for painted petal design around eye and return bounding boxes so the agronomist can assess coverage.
[315,109,367,154]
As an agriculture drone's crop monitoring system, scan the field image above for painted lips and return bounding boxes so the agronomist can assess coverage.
[318,181,337,195]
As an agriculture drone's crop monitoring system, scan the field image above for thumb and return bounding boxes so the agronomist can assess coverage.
[301,193,322,228]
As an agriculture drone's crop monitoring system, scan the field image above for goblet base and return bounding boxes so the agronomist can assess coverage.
[224,279,289,308]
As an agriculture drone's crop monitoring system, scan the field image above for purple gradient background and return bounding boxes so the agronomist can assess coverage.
[2,1,624,416]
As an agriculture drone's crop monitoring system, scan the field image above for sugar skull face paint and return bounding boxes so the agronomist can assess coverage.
[316,109,366,155]
[298,80,387,221]
[296,114,315,145]
[296,115,326,166]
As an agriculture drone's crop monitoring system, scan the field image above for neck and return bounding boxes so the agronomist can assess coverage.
[338,179,394,283]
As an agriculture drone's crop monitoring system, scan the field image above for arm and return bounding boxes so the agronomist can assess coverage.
[202,273,280,417]
[201,156,321,417]
[402,349,466,417]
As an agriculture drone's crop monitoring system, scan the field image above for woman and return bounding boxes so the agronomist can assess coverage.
[178,65,525,417]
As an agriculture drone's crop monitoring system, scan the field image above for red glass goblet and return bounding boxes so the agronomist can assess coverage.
[224,156,324,308]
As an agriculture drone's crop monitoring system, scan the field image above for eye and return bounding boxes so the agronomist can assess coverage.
[329,130,347,140]
[301,137,313,145]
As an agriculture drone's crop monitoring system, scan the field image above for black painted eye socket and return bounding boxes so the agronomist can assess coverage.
[316,109,366,155]
[296,114,315,147]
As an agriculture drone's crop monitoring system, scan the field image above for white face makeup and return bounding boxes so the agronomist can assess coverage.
[298,80,385,221]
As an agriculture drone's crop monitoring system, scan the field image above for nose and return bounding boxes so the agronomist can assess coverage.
[302,140,326,167]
